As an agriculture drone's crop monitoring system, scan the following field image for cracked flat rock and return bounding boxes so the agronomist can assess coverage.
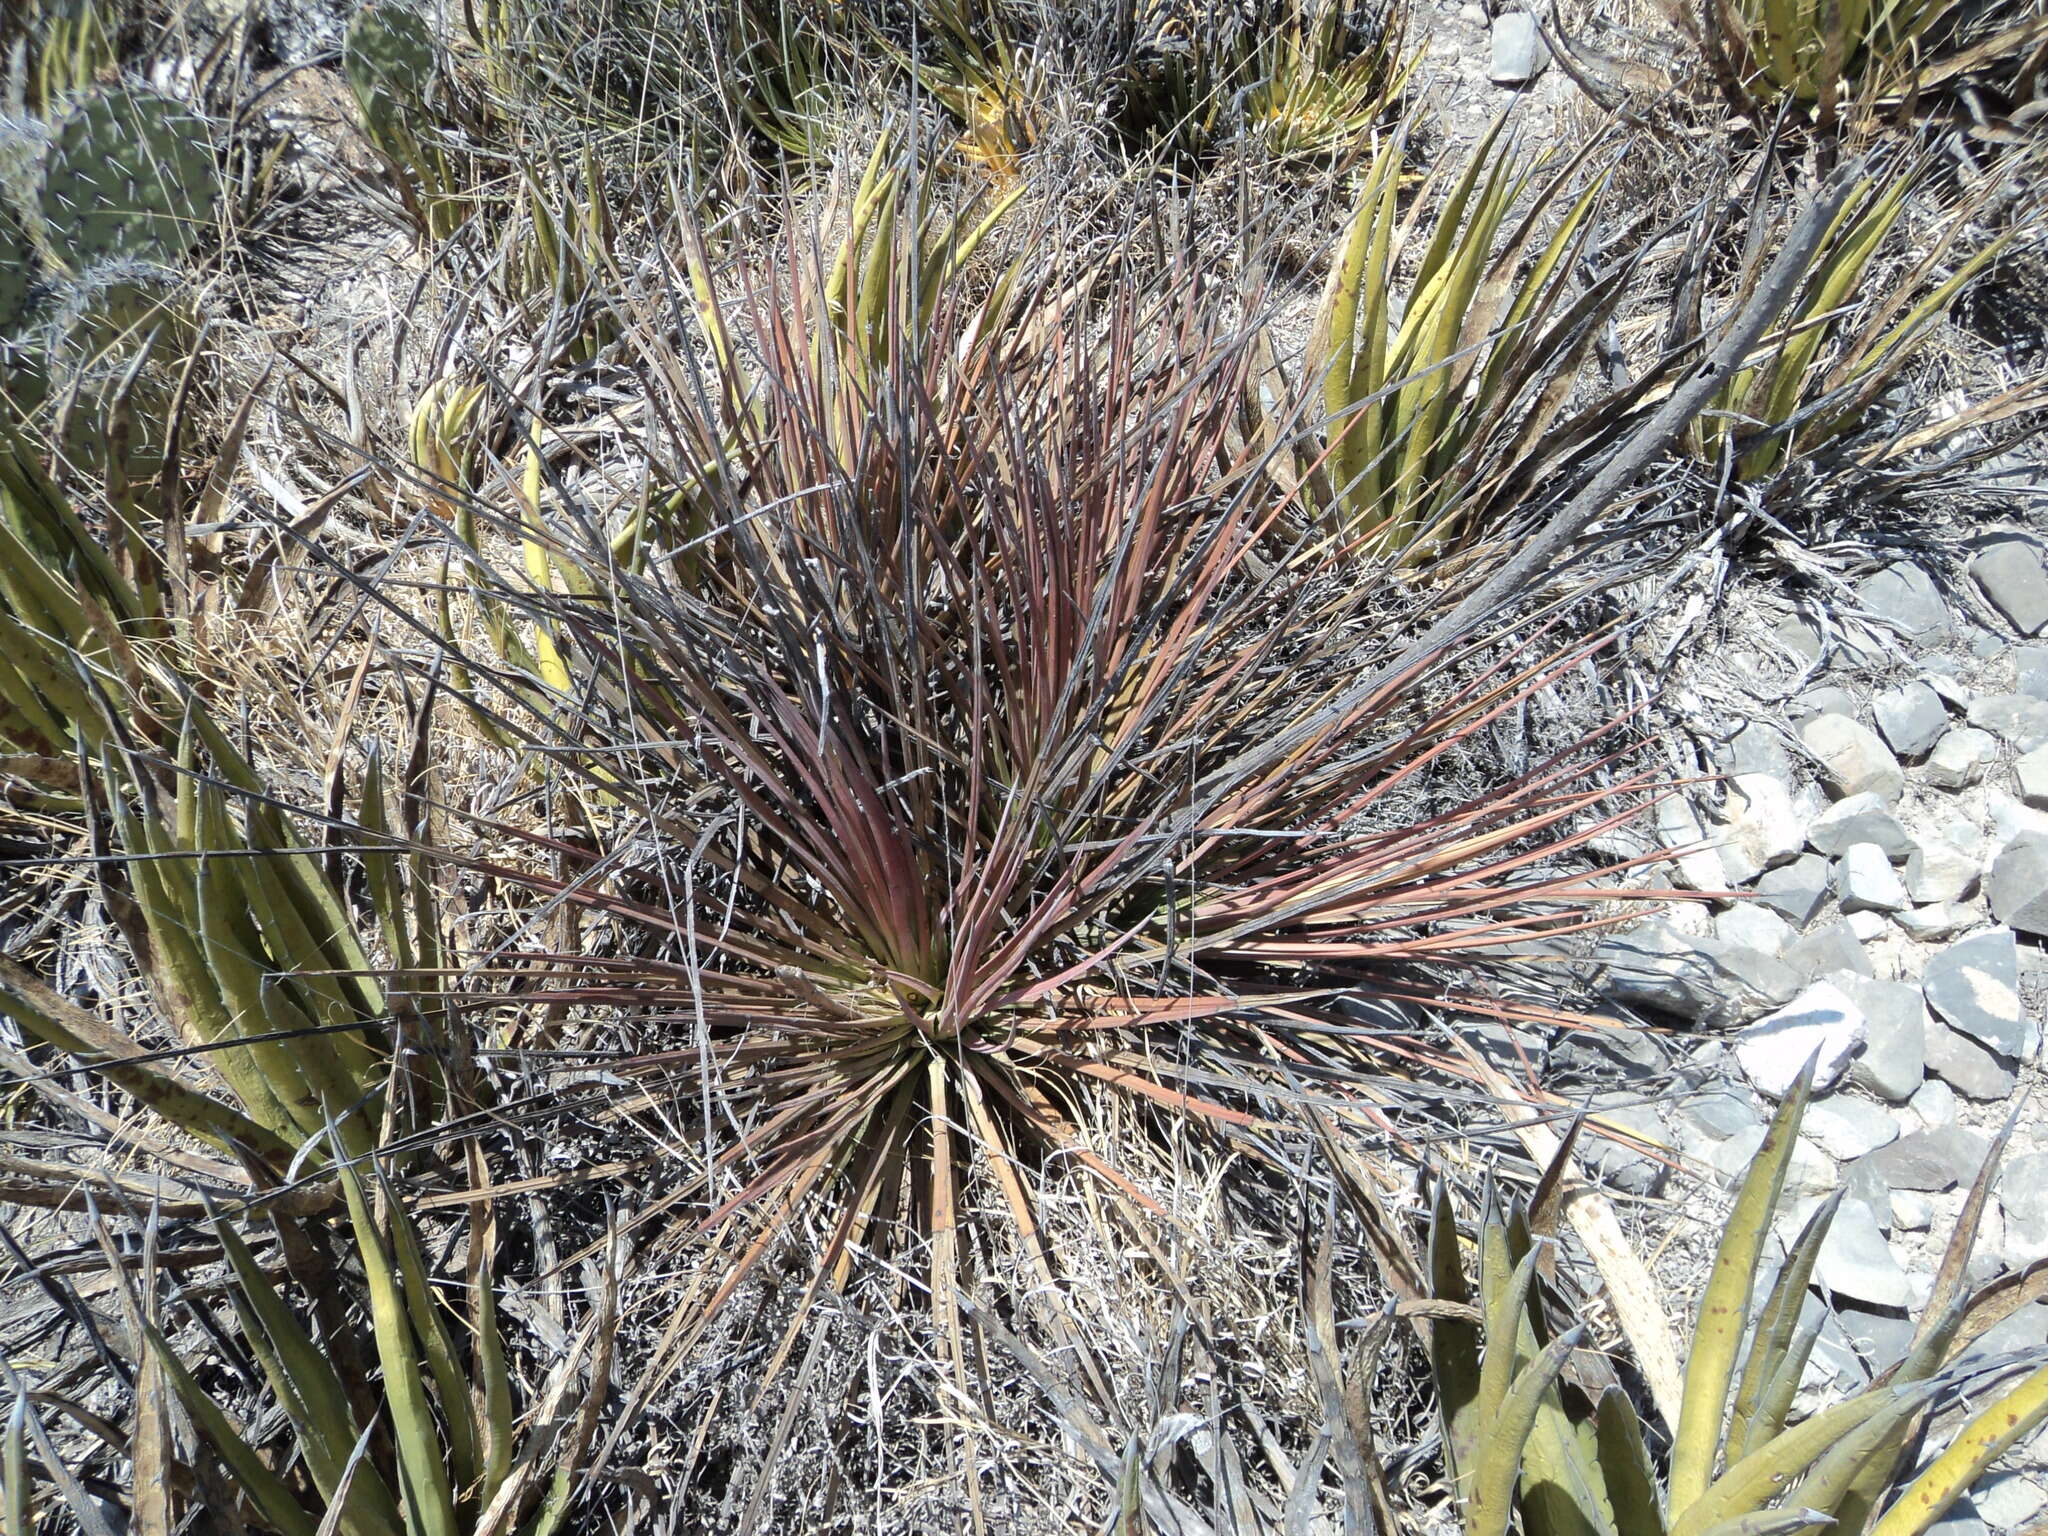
[1755,853,1833,926]
[1734,981,1866,1098]
[2003,1151,2048,1265]
[1836,843,1907,912]
[1835,974,1927,1102]
[1858,562,1952,641]
[1923,1017,2017,1099]
[1804,1097,1898,1160]
[1896,902,1982,942]
[1783,920,1873,982]
[2018,745,2048,809]
[1862,1125,1991,1191]
[1902,840,1979,904]
[1925,727,1999,789]
[1969,693,2048,751]
[1922,927,2032,1060]
[1713,773,1802,882]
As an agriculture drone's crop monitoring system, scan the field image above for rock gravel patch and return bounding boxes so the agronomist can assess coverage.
[1573,530,2048,1525]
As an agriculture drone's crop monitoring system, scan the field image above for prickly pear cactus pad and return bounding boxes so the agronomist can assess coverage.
[345,2,440,134]
[37,91,221,270]
[0,205,36,336]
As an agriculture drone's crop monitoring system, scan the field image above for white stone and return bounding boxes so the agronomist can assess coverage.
[1734,982,1868,1099]
[1924,727,1999,790]
[1801,713,1906,801]
[1903,841,1979,904]
[1846,908,1891,941]
[1895,903,1984,943]
[1718,903,1797,955]
[1923,926,2033,1059]
[1872,680,1950,758]
[1909,1077,1959,1130]
[1657,794,1729,892]
[1489,11,1550,82]
[1974,1473,2048,1535]
[1986,788,2048,852]
[1970,692,2048,750]
[1836,974,1926,1102]
[1714,773,1805,884]
[1891,1190,1934,1231]
[1804,1097,1899,1160]
[1988,833,2048,939]
[1815,1199,1912,1307]
[1837,843,1908,913]
[1859,563,1952,640]
[1970,536,2048,636]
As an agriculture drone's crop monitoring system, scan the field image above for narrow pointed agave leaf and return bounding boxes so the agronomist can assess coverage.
[1866,1360,2048,1536]
[357,746,412,974]
[1467,1325,1592,1536]
[1788,1380,1945,1521]
[144,1321,322,1536]
[191,789,365,1151]
[1691,1510,1836,1536]
[1668,1392,1899,1536]
[3,1390,26,1536]
[467,1145,515,1514]
[1307,122,1625,559]
[1669,1056,1822,1516]
[1907,1098,2023,1365]
[1727,1190,1843,1460]
[1594,1388,1666,1536]
[1831,1100,2031,1534]
[1506,1258,1620,1536]
[377,1163,485,1498]
[0,959,296,1164]
[1431,1182,1489,1495]
[332,1138,460,1536]
[1474,1245,1544,1447]
[208,1215,406,1533]
[103,760,311,1145]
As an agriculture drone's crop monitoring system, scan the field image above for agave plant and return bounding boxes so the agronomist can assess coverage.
[140,1137,614,1536]
[873,0,1052,176]
[719,0,847,159]
[1242,0,1413,163]
[1301,125,1639,559]
[1108,0,1408,168]
[0,419,613,1532]
[1682,155,2011,480]
[0,430,413,1159]
[1411,1067,2048,1536]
